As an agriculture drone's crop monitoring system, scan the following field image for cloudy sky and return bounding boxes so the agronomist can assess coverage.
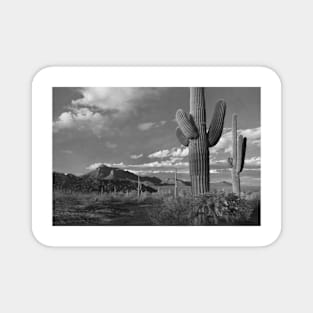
[53,87,260,185]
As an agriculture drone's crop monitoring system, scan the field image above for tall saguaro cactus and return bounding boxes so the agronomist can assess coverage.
[227,114,247,195]
[176,88,226,195]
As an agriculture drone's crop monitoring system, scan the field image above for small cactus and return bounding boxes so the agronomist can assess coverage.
[174,169,177,198]
[176,87,226,195]
[137,175,141,198]
[227,114,247,195]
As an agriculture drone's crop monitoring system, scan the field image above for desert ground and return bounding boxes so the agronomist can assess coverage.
[53,183,260,226]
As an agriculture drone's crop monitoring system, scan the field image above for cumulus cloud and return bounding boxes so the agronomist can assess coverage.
[124,160,188,168]
[148,149,170,158]
[85,162,126,171]
[128,169,190,175]
[53,107,111,136]
[84,125,261,174]
[245,156,261,166]
[85,162,103,171]
[86,159,189,172]
[54,88,161,136]
[138,122,156,131]
[171,147,189,157]
[105,162,126,167]
[72,87,159,114]
[241,127,261,140]
[130,154,143,159]
[148,147,188,159]
[211,127,261,154]
[86,155,260,175]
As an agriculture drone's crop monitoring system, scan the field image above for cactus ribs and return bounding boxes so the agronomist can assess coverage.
[176,87,226,196]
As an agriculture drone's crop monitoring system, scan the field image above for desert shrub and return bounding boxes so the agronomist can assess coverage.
[192,192,255,225]
[147,191,257,225]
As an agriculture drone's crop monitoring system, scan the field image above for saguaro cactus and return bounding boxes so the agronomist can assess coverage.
[137,175,141,198]
[174,168,177,198]
[227,114,247,195]
[176,87,226,195]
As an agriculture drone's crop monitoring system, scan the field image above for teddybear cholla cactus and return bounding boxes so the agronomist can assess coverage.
[176,87,226,195]
[227,114,247,195]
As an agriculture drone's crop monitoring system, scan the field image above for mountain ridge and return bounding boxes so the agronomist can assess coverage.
[53,164,163,193]
[81,164,163,185]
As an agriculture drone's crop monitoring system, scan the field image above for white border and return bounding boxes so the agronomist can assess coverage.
[32,67,282,247]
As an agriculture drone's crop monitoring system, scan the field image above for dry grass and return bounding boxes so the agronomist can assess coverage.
[53,190,260,226]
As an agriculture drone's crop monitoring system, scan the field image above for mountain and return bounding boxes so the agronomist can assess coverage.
[163,177,191,187]
[81,165,162,185]
[53,167,258,195]
[53,165,161,194]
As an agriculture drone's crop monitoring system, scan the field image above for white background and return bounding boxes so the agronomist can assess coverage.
[0,0,311,312]
[32,67,281,247]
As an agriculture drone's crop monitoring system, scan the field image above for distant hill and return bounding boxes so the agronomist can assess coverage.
[53,165,161,194]
[53,165,259,194]
[210,180,259,193]
[163,177,191,187]
[81,164,162,185]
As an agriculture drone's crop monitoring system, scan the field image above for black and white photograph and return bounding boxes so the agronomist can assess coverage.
[5,0,311,310]
[53,86,260,226]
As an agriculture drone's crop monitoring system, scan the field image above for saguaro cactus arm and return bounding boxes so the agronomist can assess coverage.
[239,137,247,173]
[176,127,189,146]
[232,114,238,163]
[176,109,199,139]
[236,135,243,174]
[207,100,227,147]
[233,134,248,173]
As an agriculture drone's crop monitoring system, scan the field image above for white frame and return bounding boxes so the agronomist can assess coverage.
[32,66,282,247]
